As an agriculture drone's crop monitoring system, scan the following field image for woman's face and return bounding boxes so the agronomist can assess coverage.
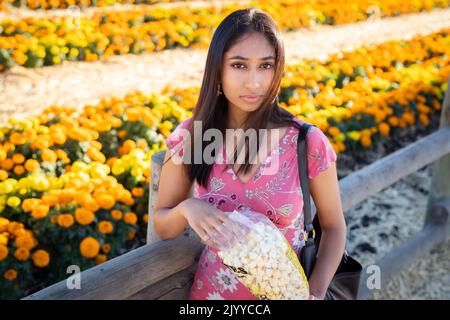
[221,32,276,120]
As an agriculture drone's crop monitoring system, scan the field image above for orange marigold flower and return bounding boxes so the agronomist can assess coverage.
[131,187,144,198]
[31,204,50,219]
[127,230,136,240]
[101,243,111,254]
[13,165,25,175]
[118,130,127,139]
[1,158,14,171]
[32,249,50,267]
[378,123,390,137]
[41,149,57,163]
[95,254,108,265]
[74,208,95,225]
[0,243,8,261]
[14,247,30,261]
[24,159,40,172]
[360,135,372,147]
[4,269,17,281]
[124,212,137,225]
[22,198,40,212]
[57,214,74,228]
[9,132,27,145]
[80,237,100,259]
[15,234,36,250]
[98,221,113,234]
[111,210,122,220]
[96,194,115,210]
[12,153,25,164]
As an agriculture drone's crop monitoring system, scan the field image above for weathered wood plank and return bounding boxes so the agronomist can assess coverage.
[127,264,197,300]
[357,200,450,300]
[425,76,450,228]
[147,151,194,245]
[23,236,204,300]
[339,126,450,212]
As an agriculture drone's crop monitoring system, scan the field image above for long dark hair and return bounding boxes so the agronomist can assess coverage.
[169,7,303,189]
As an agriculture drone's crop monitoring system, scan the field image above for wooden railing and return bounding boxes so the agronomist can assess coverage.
[24,77,450,300]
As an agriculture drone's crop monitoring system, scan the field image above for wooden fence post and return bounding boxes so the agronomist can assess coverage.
[425,76,450,230]
[147,151,195,245]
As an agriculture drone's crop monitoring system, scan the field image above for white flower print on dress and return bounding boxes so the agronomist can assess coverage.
[245,189,253,199]
[210,177,225,191]
[215,268,239,293]
[206,291,225,300]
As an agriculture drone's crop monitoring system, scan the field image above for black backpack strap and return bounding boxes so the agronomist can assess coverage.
[296,122,316,239]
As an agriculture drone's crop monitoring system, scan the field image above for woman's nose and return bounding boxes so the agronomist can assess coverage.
[245,70,261,90]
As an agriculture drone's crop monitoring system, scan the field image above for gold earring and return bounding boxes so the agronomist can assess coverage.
[217,83,223,96]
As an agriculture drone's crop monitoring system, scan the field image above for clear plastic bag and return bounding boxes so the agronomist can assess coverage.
[211,208,310,300]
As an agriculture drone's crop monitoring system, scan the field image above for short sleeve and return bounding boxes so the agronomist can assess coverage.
[306,126,337,179]
[164,118,192,159]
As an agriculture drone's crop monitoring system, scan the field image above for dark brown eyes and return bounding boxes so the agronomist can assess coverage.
[231,63,273,70]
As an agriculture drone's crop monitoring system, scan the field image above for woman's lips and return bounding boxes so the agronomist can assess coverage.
[241,95,262,103]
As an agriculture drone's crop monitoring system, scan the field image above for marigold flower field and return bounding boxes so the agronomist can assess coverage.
[0,0,448,300]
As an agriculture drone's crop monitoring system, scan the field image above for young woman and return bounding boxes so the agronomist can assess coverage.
[154,7,346,300]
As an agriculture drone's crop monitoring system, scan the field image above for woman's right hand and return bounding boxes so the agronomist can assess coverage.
[179,198,245,248]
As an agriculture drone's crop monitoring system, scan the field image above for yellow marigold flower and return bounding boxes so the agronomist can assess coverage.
[101,243,111,254]
[6,196,21,207]
[111,210,122,220]
[12,154,25,164]
[0,170,8,181]
[31,204,50,219]
[74,208,95,225]
[98,221,113,234]
[131,187,144,198]
[347,131,360,141]
[136,139,148,150]
[41,149,57,163]
[80,237,100,259]
[0,233,7,245]
[333,133,346,143]
[0,148,6,162]
[124,212,137,225]
[32,249,50,267]
[14,247,30,261]
[143,213,148,224]
[87,147,106,163]
[96,194,115,210]
[0,243,8,261]
[24,159,40,173]
[57,214,74,228]
[4,269,17,281]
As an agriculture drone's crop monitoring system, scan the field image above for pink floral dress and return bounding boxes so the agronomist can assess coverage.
[164,116,337,300]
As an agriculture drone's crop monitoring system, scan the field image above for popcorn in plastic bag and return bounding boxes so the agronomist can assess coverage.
[212,208,309,300]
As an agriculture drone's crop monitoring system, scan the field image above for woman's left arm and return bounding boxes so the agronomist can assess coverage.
[307,162,347,300]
